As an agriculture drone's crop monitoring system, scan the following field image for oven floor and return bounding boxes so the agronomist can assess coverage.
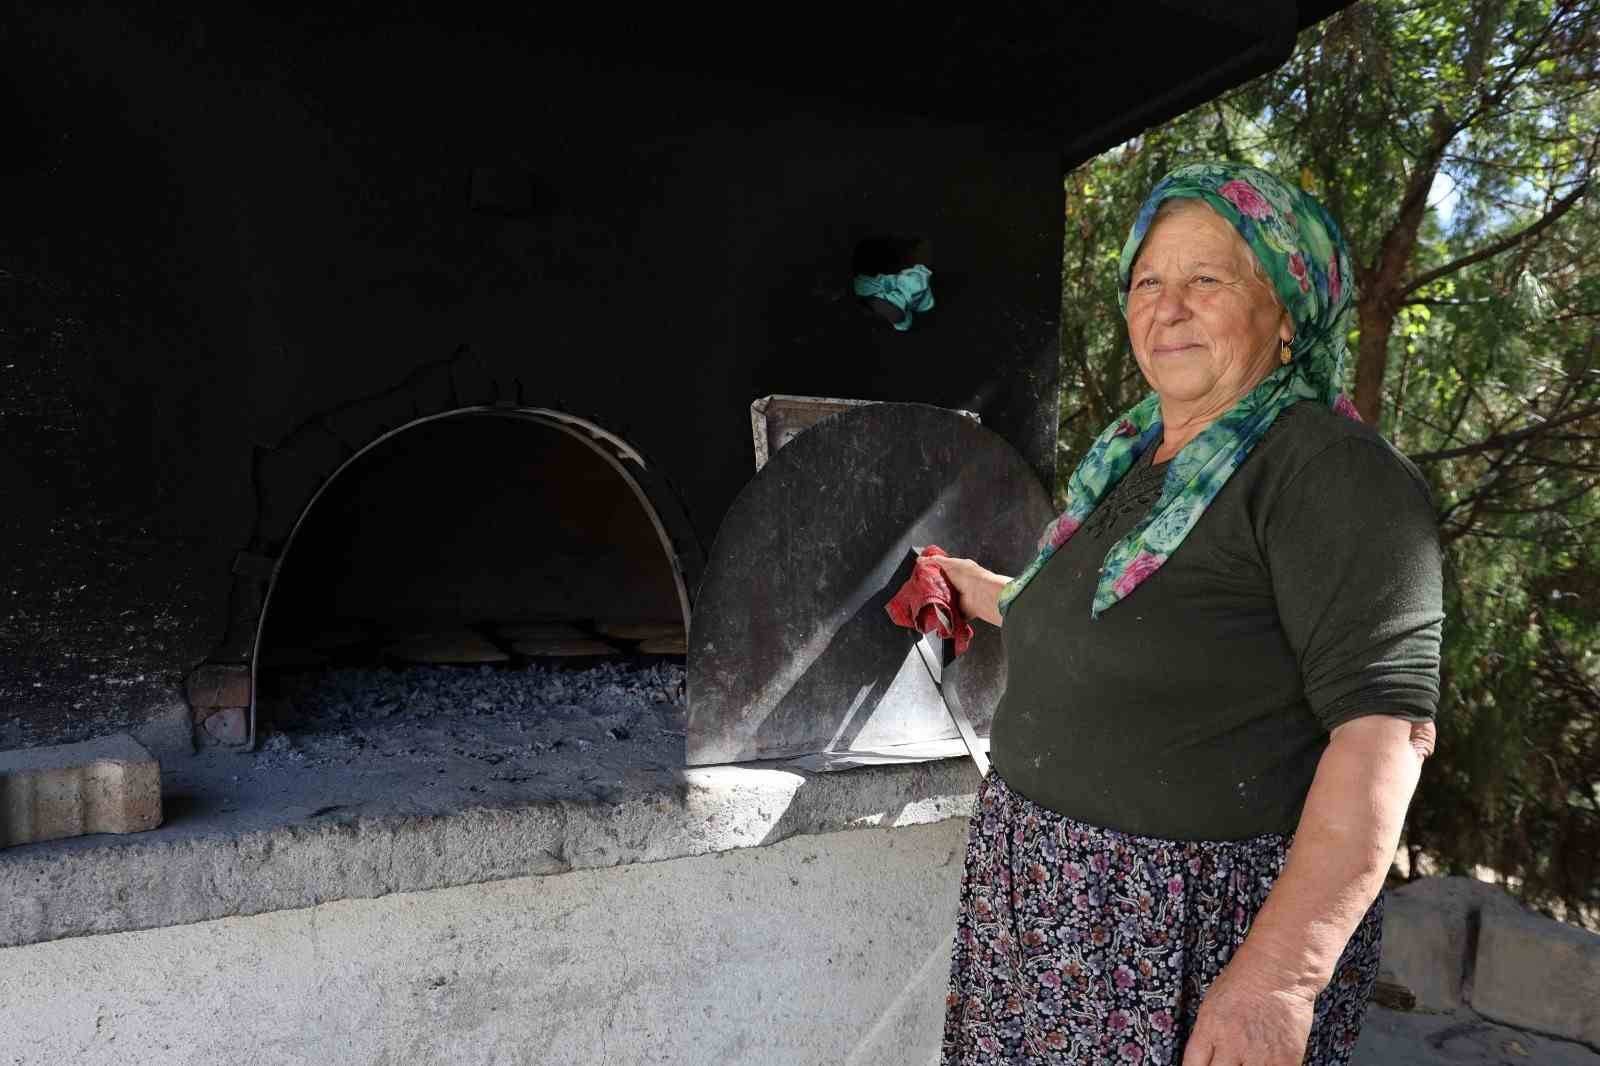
[146,661,688,846]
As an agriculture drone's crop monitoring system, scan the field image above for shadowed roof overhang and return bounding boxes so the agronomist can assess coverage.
[0,3,1358,177]
[396,0,1355,166]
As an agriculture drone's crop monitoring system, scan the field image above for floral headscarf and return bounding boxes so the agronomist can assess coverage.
[997,161,1362,620]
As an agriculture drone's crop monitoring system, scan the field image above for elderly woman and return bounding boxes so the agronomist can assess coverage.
[930,163,1443,1066]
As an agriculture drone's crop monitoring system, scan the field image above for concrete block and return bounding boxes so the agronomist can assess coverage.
[185,663,250,710]
[1473,902,1600,1047]
[1377,876,1521,1011]
[0,734,162,847]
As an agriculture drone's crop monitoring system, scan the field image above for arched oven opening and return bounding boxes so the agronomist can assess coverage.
[247,411,691,795]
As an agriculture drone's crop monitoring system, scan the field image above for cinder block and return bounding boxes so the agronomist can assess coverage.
[185,663,251,711]
[0,734,162,848]
[1377,876,1521,1011]
[1473,903,1600,1047]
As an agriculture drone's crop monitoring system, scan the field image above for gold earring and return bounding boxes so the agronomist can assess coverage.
[1280,339,1293,365]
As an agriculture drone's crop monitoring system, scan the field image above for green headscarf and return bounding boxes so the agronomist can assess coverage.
[997,161,1361,619]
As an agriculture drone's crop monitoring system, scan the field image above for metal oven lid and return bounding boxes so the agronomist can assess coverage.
[686,402,1055,767]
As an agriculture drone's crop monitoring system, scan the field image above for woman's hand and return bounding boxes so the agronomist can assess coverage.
[923,554,1011,628]
[1180,962,1316,1066]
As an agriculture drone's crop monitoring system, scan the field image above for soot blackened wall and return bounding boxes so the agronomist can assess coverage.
[1,6,1063,749]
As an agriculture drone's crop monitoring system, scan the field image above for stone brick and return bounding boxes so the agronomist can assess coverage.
[409,359,458,416]
[255,433,344,545]
[186,663,251,710]
[1377,876,1521,1011]
[1473,902,1600,1047]
[201,707,249,746]
[0,734,161,847]
[206,573,269,664]
[321,388,419,453]
[449,353,501,408]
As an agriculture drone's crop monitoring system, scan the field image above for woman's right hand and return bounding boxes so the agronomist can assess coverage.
[924,554,1012,628]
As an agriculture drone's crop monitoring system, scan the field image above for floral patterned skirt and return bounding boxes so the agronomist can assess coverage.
[941,770,1383,1066]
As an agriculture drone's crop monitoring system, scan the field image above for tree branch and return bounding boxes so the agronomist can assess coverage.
[1411,401,1600,462]
[1400,180,1589,298]
[1400,296,1497,308]
[1479,482,1600,516]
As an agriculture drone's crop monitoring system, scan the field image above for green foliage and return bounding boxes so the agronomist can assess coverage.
[1060,0,1600,922]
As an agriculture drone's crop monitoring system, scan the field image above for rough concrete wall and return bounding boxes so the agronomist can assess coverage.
[0,6,1062,748]
[0,819,967,1066]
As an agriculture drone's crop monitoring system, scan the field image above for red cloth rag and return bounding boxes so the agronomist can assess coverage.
[884,544,974,656]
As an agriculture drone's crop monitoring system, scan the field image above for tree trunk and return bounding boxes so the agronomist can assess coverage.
[1348,103,1457,426]
[1354,296,1398,425]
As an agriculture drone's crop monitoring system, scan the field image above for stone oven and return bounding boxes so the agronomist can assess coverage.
[211,398,701,748]
[1,8,1369,1057]
[2,0,1349,763]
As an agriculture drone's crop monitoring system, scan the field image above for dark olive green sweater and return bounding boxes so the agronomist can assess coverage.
[989,401,1444,841]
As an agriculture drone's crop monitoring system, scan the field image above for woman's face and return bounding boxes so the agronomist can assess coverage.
[1125,203,1293,415]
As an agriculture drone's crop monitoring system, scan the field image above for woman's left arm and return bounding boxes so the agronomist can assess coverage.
[1181,714,1437,1066]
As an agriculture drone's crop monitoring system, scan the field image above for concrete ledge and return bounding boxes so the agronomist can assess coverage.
[2,820,969,1066]
[0,756,980,949]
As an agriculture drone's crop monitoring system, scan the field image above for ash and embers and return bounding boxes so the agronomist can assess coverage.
[248,660,689,806]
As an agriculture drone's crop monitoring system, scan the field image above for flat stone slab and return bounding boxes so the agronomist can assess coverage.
[510,637,619,657]
[596,621,684,640]
[1473,900,1600,1048]
[384,631,509,664]
[497,622,590,641]
[0,746,979,949]
[1356,1005,1600,1066]
[638,635,689,654]
[0,734,161,848]
[1379,876,1524,1011]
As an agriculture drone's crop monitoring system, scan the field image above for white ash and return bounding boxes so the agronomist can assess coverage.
[249,661,688,805]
